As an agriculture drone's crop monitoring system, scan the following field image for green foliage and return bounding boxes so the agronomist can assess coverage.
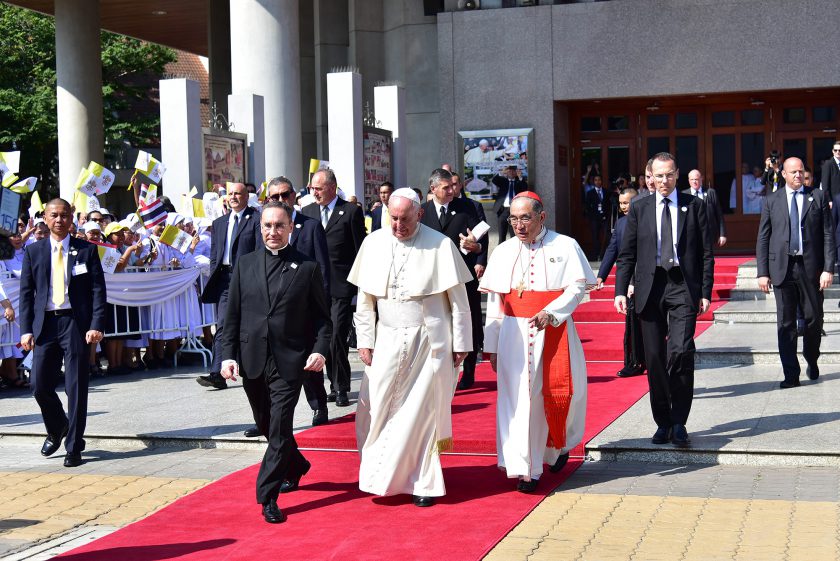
[0,4,176,194]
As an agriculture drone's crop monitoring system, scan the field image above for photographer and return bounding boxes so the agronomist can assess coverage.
[760,150,785,194]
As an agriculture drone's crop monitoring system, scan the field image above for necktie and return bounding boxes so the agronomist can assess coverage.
[597,188,603,201]
[231,213,240,240]
[321,206,329,228]
[52,245,65,307]
[789,191,801,255]
[383,206,391,227]
[507,179,515,201]
[660,198,674,270]
[439,205,448,228]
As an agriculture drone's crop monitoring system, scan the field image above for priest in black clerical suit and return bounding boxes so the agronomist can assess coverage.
[221,201,332,524]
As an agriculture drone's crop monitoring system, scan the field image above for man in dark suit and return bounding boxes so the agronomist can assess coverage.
[221,201,331,523]
[421,168,486,390]
[370,181,394,232]
[596,187,645,378]
[684,169,727,248]
[20,198,107,467]
[198,182,263,390]
[584,174,611,260]
[492,165,528,244]
[819,140,840,205]
[615,152,714,448]
[302,169,366,407]
[757,157,835,388]
[236,177,330,432]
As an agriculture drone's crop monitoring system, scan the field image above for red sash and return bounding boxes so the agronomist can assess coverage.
[502,290,572,449]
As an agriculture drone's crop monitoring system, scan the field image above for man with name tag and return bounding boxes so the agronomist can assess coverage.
[20,198,107,467]
[757,157,834,388]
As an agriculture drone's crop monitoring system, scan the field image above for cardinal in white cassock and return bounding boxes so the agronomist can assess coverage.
[348,188,473,507]
[480,192,594,493]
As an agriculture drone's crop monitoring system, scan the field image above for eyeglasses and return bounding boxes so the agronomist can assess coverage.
[508,215,534,226]
[261,222,290,231]
[652,173,677,182]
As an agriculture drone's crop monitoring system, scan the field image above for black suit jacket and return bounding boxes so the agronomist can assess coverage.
[291,211,331,296]
[202,206,263,303]
[756,187,835,286]
[584,188,611,222]
[597,215,627,281]
[420,197,486,277]
[20,236,107,340]
[301,198,366,298]
[833,193,840,252]
[682,187,726,238]
[492,176,528,215]
[616,192,714,313]
[821,157,840,202]
[220,247,332,381]
[370,205,385,232]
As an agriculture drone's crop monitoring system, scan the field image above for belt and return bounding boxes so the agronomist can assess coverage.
[46,309,73,317]
[219,265,233,272]
[788,254,804,262]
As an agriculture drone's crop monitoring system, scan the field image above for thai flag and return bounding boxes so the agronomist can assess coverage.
[137,199,167,229]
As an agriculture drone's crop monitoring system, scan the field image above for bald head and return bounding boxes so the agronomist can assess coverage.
[688,169,703,190]
[782,157,805,190]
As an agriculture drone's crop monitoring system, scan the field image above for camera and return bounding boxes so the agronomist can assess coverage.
[768,150,780,165]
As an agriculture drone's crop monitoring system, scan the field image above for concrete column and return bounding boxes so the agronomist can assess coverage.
[314,0,350,159]
[327,72,363,201]
[228,94,266,184]
[299,0,317,180]
[55,0,104,201]
[230,0,303,187]
[159,79,203,201]
[374,85,407,187]
[208,0,232,120]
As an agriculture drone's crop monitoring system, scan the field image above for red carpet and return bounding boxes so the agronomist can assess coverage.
[58,256,752,561]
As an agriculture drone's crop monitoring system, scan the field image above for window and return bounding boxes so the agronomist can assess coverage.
[813,106,837,123]
[648,137,669,158]
[783,108,806,124]
[580,116,601,132]
[607,116,629,131]
[740,109,764,125]
[712,111,735,127]
[647,114,669,130]
[675,112,698,129]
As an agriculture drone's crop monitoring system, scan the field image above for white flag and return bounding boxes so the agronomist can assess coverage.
[134,150,166,183]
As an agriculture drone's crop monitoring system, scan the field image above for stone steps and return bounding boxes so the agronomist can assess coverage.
[714,298,840,323]
[695,323,840,365]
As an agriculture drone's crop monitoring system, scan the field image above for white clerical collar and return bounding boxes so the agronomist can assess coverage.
[266,244,289,255]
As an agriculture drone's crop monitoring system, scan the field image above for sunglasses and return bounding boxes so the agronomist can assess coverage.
[269,191,294,201]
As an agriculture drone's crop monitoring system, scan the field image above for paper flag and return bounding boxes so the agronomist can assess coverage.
[74,167,98,197]
[309,158,321,174]
[0,151,21,175]
[203,192,222,220]
[11,177,36,194]
[134,150,166,183]
[159,224,192,254]
[189,186,198,198]
[93,241,122,274]
[1,173,18,188]
[28,190,45,217]
[87,161,115,195]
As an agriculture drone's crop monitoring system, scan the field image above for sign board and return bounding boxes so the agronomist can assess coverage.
[202,129,248,188]
[458,128,534,205]
[363,127,392,208]
[0,188,21,236]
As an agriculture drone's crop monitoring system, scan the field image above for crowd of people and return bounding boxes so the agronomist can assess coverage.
[11,142,840,523]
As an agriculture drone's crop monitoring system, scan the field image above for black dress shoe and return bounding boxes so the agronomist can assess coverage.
[196,373,228,390]
[807,363,820,380]
[413,495,435,507]
[279,459,311,493]
[456,374,474,391]
[262,500,286,524]
[326,391,337,403]
[335,391,350,407]
[549,452,569,473]
[243,426,261,438]
[616,364,645,378]
[779,379,801,389]
[671,424,690,448]
[41,424,69,457]
[651,426,672,445]
[312,409,328,426]
[63,453,83,467]
[516,479,539,493]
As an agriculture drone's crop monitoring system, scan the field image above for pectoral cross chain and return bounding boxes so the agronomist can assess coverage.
[516,280,526,298]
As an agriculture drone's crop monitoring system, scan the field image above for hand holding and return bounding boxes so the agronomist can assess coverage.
[459,229,480,253]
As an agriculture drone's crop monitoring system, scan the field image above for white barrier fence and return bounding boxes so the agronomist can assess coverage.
[0,266,216,369]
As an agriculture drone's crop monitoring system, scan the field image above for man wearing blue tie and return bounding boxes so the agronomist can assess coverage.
[19,198,107,467]
[757,158,835,388]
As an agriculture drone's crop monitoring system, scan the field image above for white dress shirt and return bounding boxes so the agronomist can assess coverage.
[655,190,680,267]
[785,186,805,256]
[432,199,450,221]
[320,196,339,228]
[223,208,246,266]
[45,235,72,312]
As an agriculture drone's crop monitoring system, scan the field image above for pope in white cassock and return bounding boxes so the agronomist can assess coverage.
[481,192,595,493]
[348,188,474,508]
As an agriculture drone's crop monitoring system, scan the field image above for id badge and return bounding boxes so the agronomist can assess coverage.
[72,263,88,276]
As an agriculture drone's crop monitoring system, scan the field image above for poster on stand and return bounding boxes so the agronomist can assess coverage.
[458,128,533,205]
[363,127,392,208]
[203,129,248,188]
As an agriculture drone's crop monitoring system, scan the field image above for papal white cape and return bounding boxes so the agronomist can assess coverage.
[480,228,595,480]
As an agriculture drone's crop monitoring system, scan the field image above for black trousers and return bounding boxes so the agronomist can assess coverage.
[210,271,232,374]
[243,367,306,504]
[623,296,645,367]
[775,257,822,381]
[638,267,697,428]
[460,278,484,385]
[326,296,353,393]
[31,314,89,455]
[497,208,513,244]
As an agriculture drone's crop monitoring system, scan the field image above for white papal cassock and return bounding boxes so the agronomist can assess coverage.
[480,227,594,481]
[348,224,473,497]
